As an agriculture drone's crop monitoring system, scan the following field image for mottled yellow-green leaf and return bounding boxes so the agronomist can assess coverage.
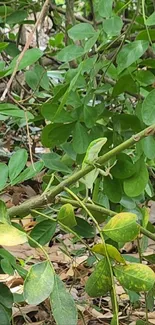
[58,203,77,228]
[24,261,54,305]
[0,224,27,246]
[103,212,140,243]
[85,258,112,297]
[92,243,126,264]
[114,263,155,292]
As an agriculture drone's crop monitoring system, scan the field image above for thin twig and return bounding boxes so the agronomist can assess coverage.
[7,93,35,170]
[0,0,50,101]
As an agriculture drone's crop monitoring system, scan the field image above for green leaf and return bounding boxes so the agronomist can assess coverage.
[42,153,71,173]
[112,74,138,97]
[146,12,155,26]
[8,149,28,182]
[83,104,101,128]
[41,123,74,148]
[92,244,126,264]
[0,104,22,111]
[98,0,114,18]
[7,48,43,74]
[104,176,122,203]
[25,70,39,91]
[111,153,136,179]
[0,283,13,308]
[1,259,14,275]
[58,204,77,228]
[68,23,95,41]
[0,200,10,224]
[135,70,155,86]
[142,136,155,159]
[116,40,149,72]
[29,220,57,248]
[6,10,27,24]
[136,321,147,325]
[0,224,27,246]
[50,275,78,325]
[0,304,11,325]
[142,89,155,125]
[85,258,112,297]
[0,110,33,120]
[114,263,155,292]
[25,65,49,91]
[84,32,100,52]
[11,161,44,186]
[0,248,16,265]
[41,102,76,123]
[82,138,107,189]
[127,289,140,303]
[103,212,140,243]
[0,104,33,120]
[146,287,155,311]
[0,163,8,191]
[73,217,96,238]
[56,45,84,62]
[103,16,123,37]
[24,261,54,305]
[144,254,155,264]
[72,122,90,154]
[123,159,149,197]
[34,65,49,91]
[0,42,9,53]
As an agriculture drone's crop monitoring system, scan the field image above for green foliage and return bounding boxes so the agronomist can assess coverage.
[24,261,54,305]
[114,263,155,292]
[73,217,96,238]
[0,163,8,190]
[142,89,155,125]
[57,203,77,228]
[8,149,28,182]
[103,213,140,242]
[0,224,27,246]
[116,41,149,72]
[50,275,78,325]
[92,243,126,264]
[1,0,155,323]
[29,220,57,247]
[85,258,112,297]
[68,23,95,41]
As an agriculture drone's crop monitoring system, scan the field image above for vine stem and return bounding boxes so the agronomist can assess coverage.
[137,237,149,322]
[65,187,119,325]
[58,198,155,243]
[0,0,51,101]
[31,209,98,258]
[142,0,152,44]
[26,233,55,273]
[8,124,155,218]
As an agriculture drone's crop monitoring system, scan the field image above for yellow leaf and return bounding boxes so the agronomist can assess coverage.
[92,243,126,264]
[0,224,27,246]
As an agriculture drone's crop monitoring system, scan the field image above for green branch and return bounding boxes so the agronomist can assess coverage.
[59,197,115,217]
[8,123,155,218]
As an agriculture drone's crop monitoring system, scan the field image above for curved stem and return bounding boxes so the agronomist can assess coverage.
[26,233,55,273]
[65,187,119,325]
[137,237,149,322]
[142,0,152,44]
[31,208,98,258]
